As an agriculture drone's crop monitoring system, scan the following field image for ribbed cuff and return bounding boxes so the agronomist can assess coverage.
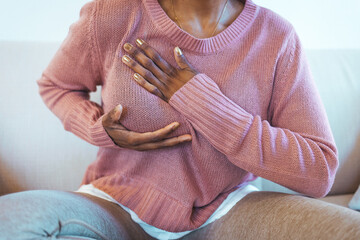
[65,101,118,148]
[89,115,119,148]
[169,74,254,153]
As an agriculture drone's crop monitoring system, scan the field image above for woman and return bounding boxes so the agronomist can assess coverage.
[0,0,339,239]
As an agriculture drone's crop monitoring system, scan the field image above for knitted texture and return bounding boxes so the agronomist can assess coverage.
[37,0,338,232]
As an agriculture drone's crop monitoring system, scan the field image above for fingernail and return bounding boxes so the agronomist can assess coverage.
[113,105,123,119]
[122,55,131,63]
[136,38,145,46]
[171,122,180,130]
[133,73,141,81]
[124,43,132,51]
[175,46,183,56]
[116,104,123,112]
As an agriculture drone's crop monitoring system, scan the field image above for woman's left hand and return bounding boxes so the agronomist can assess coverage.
[122,38,199,102]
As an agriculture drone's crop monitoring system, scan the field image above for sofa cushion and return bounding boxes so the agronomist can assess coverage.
[307,50,360,195]
[349,185,360,210]
[320,194,354,208]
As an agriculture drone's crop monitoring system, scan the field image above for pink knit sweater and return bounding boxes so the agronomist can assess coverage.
[37,0,338,232]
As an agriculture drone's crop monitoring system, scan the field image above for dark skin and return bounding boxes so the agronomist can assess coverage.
[103,0,244,150]
[158,0,245,38]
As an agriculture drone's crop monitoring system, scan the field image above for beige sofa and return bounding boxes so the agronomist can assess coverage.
[0,41,360,238]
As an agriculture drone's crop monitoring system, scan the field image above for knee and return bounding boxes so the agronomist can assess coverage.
[0,190,81,220]
[0,191,68,237]
[0,190,152,240]
[184,192,360,240]
[201,191,360,240]
[0,190,101,239]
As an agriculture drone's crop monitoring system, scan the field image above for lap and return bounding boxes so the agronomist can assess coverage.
[183,191,360,240]
[0,190,154,240]
[3,190,360,240]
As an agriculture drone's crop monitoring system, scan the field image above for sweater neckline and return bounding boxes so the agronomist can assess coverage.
[142,0,258,53]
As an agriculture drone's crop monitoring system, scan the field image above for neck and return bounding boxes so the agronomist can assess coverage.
[175,0,227,16]
[158,0,244,38]
[172,0,229,24]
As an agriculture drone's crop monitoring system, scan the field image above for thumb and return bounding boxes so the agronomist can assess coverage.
[174,46,193,70]
[109,104,123,123]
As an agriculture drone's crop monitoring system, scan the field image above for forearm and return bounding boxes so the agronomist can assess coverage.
[169,73,338,198]
[37,74,116,148]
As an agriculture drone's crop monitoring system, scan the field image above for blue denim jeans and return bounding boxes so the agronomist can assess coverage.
[0,190,154,240]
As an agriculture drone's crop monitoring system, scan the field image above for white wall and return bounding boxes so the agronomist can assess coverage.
[0,0,359,48]
[0,0,90,42]
[253,0,360,49]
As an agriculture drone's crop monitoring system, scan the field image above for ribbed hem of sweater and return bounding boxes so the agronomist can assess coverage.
[91,174,233,232]
[169,74,254,154]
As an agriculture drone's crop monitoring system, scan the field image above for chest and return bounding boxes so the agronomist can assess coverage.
[101,41,275,133]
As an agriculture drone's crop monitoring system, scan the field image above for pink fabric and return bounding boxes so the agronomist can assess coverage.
[37,0,338,232]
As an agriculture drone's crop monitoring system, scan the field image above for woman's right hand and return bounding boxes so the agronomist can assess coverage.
[102,104,192,151]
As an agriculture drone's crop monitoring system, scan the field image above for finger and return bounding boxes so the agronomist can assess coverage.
[135,38,177,76]
[122,55,165,89]
[174,46,193,70]
[128,122,181,145]
[133,73,166,101]
[103,104,123,125]
[132,134,192,151]
[111,104,123,122]
[124,43,167,81]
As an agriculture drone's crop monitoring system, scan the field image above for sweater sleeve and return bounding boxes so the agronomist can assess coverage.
[37,1,117,148]
[169,31,338,198]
